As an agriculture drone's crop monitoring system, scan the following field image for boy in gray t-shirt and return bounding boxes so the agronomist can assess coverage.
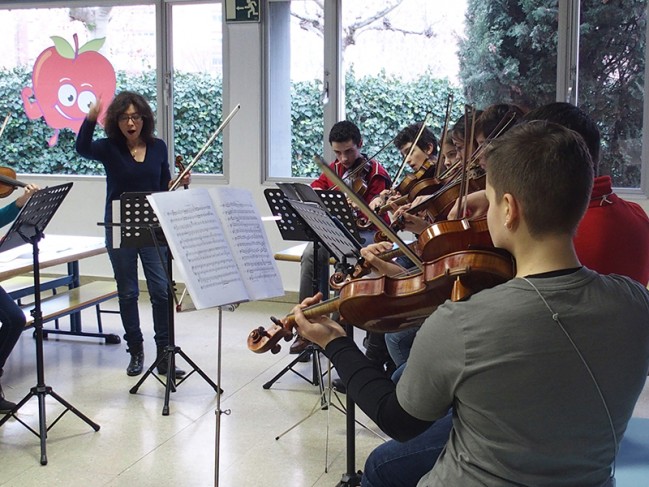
[291,121,649,487]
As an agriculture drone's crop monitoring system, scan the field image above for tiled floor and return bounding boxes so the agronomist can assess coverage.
[0,294,648,486]
[0,296,387,486]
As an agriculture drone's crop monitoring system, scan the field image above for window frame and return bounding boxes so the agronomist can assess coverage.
[0,0,226,180]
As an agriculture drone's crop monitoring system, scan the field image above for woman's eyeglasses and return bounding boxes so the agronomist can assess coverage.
[118,114,143,123]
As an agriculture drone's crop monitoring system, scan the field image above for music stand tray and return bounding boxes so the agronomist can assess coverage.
[0,183,101,465]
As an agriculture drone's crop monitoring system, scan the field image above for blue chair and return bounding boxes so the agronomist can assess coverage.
[615,417,649,486]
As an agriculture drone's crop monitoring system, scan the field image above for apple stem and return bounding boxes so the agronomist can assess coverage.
[73,33,79,59]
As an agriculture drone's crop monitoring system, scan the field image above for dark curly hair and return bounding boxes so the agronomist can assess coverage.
[103,91,155,144]
[394,122,438,156]
[329,120,362,146]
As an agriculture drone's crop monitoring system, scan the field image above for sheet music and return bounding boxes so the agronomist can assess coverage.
[209,187,284,301]
[147,188,283,310]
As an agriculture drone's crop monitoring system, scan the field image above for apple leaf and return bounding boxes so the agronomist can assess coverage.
[51,36,75,59]
[79,38,107,54]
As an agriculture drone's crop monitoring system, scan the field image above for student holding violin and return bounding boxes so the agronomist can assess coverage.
[291,121,649,487]
[0,182,40,413]
[76,91,189,377]
[374,122,439,214]
[448,102,649,286]
[391,104,525,234]
[290,120,391,355]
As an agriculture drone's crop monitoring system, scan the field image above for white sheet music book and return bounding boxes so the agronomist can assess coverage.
[147,187,284,310]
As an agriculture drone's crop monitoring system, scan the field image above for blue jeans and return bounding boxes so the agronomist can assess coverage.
[0,286,27,374]
[108,245,169,349]
[361,411,453,487]
[385,327,418,382]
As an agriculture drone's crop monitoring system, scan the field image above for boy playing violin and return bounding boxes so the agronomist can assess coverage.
[290,121,391,355]
[291,121,649,486]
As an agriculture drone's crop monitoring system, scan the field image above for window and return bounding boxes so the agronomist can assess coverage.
[267,0,324,179]
[266,0,649,195]
[578,2,646,190]
[0,1,224,176]
[171,2,224,175]
[0,4,156,175]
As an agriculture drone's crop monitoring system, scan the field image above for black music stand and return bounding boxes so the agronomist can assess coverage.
[263,185,360,389]
[0,183,100,465]
[116,192,221,416]
[266,192,369,484]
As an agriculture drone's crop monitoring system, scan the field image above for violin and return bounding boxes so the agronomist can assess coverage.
[342,156,370,197]
[333,216,494,288]
[376,162,443,218]
[0,166,28,199]
[338,156,373,228]
[248,248,514,354]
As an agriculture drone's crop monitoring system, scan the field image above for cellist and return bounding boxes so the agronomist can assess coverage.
[290,121,649,487]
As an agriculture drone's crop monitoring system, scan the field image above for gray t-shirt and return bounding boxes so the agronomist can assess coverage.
[397,267,649,486]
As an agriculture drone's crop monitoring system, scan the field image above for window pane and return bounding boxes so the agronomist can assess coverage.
[268,0,324,178]
[0,5,156,175]
[341,0,558,177]
[172,2,223,175]
[579,2,646,189]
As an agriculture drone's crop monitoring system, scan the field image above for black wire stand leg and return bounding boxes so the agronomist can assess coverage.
[262,344,320,390]
[0,227,100,465]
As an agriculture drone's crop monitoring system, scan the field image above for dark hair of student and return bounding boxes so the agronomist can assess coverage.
[485,121,594,238]
[104,91,156,144]
[329,120,362,146]
[394,122,439,156]
[450,110,484,144]
[475,103,528,140]
[521,102,601,171]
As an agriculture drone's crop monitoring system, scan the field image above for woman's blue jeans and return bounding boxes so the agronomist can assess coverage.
[0,286,27,374]
[361,411,453,487]
[108,245,169,349]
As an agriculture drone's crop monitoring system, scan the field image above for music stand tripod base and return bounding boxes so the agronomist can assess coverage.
[118,192,222,416]
[0,183,100,465]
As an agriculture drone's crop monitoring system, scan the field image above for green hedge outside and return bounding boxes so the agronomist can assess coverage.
[0,66,463,178]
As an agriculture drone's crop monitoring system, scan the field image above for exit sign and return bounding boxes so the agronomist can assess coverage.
[225,0,260,23]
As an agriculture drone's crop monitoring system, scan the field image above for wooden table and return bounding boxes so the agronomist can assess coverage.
[0,235,119,343]
[273,243,336,264]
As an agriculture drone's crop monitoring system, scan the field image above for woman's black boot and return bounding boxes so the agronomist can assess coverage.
[126,343,144,376]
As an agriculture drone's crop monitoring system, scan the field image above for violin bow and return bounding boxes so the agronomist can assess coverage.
[435,94,454,178]
[459,105,477,219]
[391,112,431,188]
[466,110,517,165]
[315,155,424,271]
[169,104,241,191]
[0,113,11,139]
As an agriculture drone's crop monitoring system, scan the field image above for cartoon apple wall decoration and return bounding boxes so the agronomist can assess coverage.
[22,33,116,147]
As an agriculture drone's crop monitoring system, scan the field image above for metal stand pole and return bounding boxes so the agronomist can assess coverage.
[214,306,229,487]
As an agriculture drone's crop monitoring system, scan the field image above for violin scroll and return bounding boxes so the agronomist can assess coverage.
[247,316,293,354]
